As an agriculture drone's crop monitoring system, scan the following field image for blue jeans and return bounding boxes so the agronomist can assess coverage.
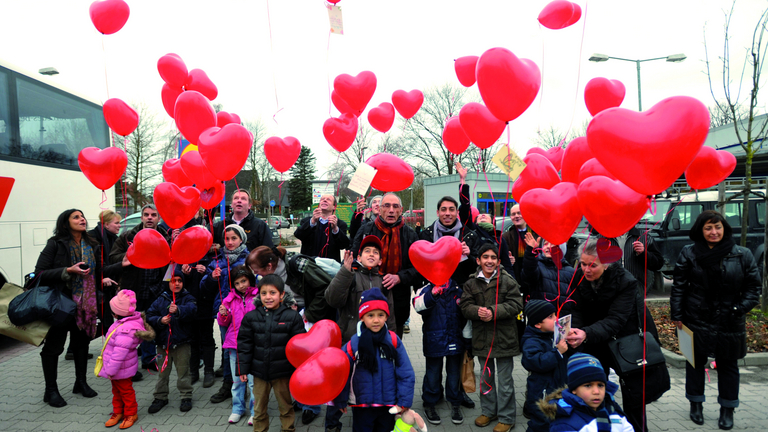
[228,349,254,416]
[422,354,463,407]
[219,325,232,383]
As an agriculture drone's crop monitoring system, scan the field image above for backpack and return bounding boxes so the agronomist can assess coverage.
[285,253,336,298]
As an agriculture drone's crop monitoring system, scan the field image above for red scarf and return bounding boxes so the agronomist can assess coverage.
[374,217,403,275]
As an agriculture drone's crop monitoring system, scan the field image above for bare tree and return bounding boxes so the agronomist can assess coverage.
[242,118,273,211]
[709,101,749,128]
[122,102,167,212]
[705,2,768,310]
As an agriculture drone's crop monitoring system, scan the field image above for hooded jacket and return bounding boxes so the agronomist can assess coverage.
[146,288,198,349]
[538,384,633,432]
[413,279,466,357]
[217,286,259,350]
[98,312,156,380]
[520,326,567,407]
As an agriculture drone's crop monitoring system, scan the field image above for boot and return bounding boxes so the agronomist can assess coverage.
[72,349,98,398]
[210,381,233,403]
[690,402,704,425]
[41,355,67,407]
[719,407,734,430]
[202,346,216,388]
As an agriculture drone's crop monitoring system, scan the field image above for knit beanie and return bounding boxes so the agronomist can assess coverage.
[110,289,137,317]
[225,224,247,243]
[567,353,607,390]
[525,299,557,327]
[359,287,390,319]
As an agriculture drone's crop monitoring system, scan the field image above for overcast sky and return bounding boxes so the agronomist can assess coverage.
[1,0,765,175]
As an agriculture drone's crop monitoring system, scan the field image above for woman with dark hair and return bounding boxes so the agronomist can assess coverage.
[34,209,127,407]
[246,246,299,308]
[671,210,760,430]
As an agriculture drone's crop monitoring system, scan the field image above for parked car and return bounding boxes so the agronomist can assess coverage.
[119,212,142,234]
[273,216,291,229]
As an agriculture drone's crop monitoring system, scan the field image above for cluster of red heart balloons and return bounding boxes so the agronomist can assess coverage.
[286,320,349,406]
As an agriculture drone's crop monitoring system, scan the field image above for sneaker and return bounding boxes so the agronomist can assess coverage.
[131,371,143,382]
[210,381,233,403]
[493,422,513,432]
[119,415,138,430]
[248,416,254,426]
[403,324,410,334]
[475,415,498,427]
[424,406,441,425]
[180,398,192,412]
[461,392,476,409]
[451,405,464,425]
[105,413,124,428]
[148,399,168,414]
[302,410,318,425]
[228,413,242,424]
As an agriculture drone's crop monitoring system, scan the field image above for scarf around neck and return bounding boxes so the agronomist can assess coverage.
[69,239,98,338]
[357,323,397,373]
[693,236,735,290]
[374,216,404,275]
[223,243,247,264]
[434,219,462,242]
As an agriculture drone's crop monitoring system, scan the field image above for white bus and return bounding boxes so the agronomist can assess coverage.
[0,60,114,286]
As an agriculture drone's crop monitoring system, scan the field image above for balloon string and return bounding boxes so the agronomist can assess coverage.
[101,35,110,102]
[537,23,545,130]
[266,0,281,122]
[326,28,332,117]
[562,0,590,142]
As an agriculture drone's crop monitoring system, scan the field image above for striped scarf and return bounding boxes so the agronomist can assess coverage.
[374,216,404,275]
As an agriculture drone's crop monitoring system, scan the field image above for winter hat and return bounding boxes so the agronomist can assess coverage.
[110,289,137,317]
[525,299,557,327]
[359,235,383,255]
[225,224,247,243]
[567,353,606,390]
[359,287,390,319]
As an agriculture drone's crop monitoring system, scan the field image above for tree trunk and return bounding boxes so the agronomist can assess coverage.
[763,195,768,313]
[741,149,753,247]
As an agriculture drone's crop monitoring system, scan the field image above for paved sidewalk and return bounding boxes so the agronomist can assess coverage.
[0,310,766,431]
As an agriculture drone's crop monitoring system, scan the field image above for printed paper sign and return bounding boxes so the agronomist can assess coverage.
[492,144,526,180]
[554,314,572,347]
[677,324,695,368]
[348,163,377,196]
[327,5,344,35]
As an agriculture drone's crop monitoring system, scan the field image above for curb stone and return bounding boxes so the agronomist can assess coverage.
[662,347,768,368]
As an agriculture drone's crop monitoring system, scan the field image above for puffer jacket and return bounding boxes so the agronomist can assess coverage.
[146,288,198,349]
[521,247,576,316]
[520,326,567,407]
[201,247,249,318]
[217,286,259,350]
[413,280,466,357]
[98,312,155,380]
[236,300,306,381]
[539,384,633,432]
[671,243,760,359]
[339,325,415,408]
[324,263,396,344]
[461,267,523,358]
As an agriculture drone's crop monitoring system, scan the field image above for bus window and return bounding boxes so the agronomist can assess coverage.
[0,70,9,153]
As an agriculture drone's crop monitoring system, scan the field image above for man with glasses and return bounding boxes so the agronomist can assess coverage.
[350,193,419,338]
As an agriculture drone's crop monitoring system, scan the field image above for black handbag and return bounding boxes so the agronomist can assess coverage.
[606,293,666,376]
[8,275,76,327]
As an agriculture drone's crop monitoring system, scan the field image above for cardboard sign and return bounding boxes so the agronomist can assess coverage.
[327,5,344,35]
[348,163,377,196]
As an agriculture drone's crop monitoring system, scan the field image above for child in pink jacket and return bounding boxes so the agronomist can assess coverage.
[99,289,155,429]
[217,266,259,425]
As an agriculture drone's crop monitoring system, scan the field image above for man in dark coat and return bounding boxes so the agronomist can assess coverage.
[622,226,664,290]
[502,204,534,289]
[294,194,350,263]
[211,189,274,252]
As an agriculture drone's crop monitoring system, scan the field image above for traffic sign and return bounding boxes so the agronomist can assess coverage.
[270,200,276,207]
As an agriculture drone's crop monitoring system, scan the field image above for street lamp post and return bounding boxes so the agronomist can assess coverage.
[588,53,686,111]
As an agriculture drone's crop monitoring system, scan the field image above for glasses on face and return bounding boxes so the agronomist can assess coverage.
[382,203,401,209]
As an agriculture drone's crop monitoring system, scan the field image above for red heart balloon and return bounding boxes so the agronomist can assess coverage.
[160,83,182,119]
[596,238,623,264]
[367,102,395,133]
[162,158,193,187]
[578,158,617,183]
[455,56,479,87]
[157,53,188,89]
[577,176,649,238]
[391,89,424,119]
[587,96,710,196]
[333,71,377,113]
[685,146,737,190]
[286,320,342,368]
[174,91,217,145]
[103,98,139,137]
[216,111,241,127]
[180,150,218,190]
[89,0,130,35]
[198,181,226,210]
[442,116,470,155]
[366,153,414,192]
[323,113,359,152]
[560,137,593,183]
[409,237,463,286]
[126,228,170,269]
[198,124,253,181]
[153,182,202,229]
[584,78,626,117]
[289,347,350,406]
[476,47,541,122]
[171,226,213,264]
[549,246,564,270]
[459,102,506,149]
[538,0,581,29]
[264,136,301,173]
[520,182,582,245]
[512,153,561,202]
[184,68,218,101]
[78,147,128,190]
[331,90,363,117]
[527,146,564,172]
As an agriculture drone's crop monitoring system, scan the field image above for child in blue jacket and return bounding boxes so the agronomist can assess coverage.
[338,287,415,432]
[520,300,568,432]
[413,278,466,425]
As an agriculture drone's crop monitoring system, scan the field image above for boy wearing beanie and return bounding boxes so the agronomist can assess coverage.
[520,300,568,432]
[336,288,415,431]
[539,353,633,432]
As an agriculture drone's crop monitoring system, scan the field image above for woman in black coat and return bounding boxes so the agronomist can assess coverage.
[566,237,669,432]
[34,209,126,407]
[671,210,760,430]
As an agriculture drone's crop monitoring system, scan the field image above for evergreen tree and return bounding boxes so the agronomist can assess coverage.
[288,147,316,211]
